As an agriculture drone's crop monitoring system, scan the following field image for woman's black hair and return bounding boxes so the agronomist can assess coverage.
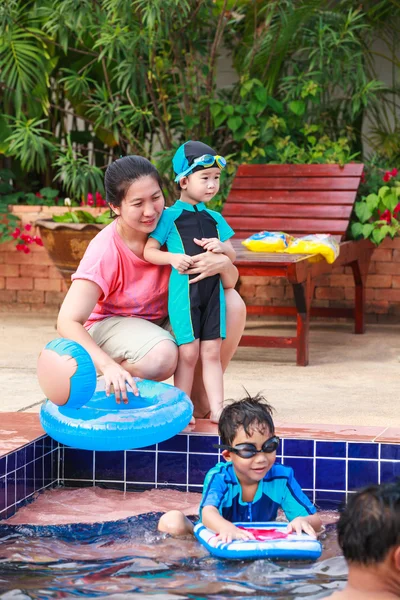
[337,481,400,565]
[104,156,163,208]
[218,391,275,446]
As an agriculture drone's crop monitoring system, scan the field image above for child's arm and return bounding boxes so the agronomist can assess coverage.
[287,513,323,538]
[144,237,194,273]
[194,237,236,262]
[202,505,255,543]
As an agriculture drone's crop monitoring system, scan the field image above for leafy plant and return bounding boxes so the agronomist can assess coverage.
[52,210,112,225]
[351,171,400,245]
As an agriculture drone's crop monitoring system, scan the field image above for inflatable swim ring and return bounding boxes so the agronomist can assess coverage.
[194,521,322,561]
[40,377,193,451]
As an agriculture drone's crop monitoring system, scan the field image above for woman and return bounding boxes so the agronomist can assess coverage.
[57,156,245,417]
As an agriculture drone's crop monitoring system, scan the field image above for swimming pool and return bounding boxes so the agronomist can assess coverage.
[0,505,346,599]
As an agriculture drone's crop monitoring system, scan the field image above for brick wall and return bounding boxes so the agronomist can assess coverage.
[1,206,400,320]
[0,205,105,314]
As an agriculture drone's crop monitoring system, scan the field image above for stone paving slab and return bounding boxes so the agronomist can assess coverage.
[0,313,398,426]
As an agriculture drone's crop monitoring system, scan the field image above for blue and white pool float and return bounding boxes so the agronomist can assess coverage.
[194,521,322,561]
[38,339,193,451]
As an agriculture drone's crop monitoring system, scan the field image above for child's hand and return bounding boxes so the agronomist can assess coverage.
[215,523,256,544]
[194,237,224,253]
[170,253,194,273]
[286,517,317,538]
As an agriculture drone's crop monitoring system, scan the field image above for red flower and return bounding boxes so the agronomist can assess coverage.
[383,171,392,182]
[11,228,21,239]
[379,209,392,224]
[24,224,32,231]
[87,193,93,203]
[360,170,366,183]
[20,233,32,243]
[23,246,30,254]
[87,198,94,206]
[391,168,398,177]
[34,237,44,247]
[15,244,24,252]
[35,192,42,198]
[394,203,400,218]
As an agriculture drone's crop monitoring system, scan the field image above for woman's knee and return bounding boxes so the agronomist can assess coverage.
[132,340,178,380]
[158,510,193,536]
[225,288,246,323]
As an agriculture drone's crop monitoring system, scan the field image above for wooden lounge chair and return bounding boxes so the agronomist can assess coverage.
[222,164,374,365]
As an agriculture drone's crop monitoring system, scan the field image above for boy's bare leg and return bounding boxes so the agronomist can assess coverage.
[174,340,200,423]
[191,289,246,418]
[158,511,194,536]
[200,339,223,423]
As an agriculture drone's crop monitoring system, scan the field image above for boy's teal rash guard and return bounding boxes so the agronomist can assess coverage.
[199,462,317,523]
[149,200,234,345]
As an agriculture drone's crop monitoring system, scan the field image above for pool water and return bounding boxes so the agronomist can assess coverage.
[0,489,347,599]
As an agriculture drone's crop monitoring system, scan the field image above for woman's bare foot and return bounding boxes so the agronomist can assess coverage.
[209,408,223,424]
[189,415,196,425]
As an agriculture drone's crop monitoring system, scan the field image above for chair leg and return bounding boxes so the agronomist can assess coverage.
[351,253,373,334]
[293,278,313,366]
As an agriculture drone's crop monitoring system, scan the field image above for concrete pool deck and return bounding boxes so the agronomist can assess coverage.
[1,312,398,429]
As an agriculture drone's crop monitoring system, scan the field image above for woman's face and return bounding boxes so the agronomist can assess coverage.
[111,175,165,235]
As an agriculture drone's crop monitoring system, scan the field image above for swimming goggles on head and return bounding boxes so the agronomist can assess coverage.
[213,436,280,459]
[174,154,227,182]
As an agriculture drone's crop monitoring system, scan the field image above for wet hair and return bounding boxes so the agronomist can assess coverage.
[104,156,163,208]
[218,392,275,446]
[337,481,400,565]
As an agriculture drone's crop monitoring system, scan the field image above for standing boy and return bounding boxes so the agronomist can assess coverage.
[158,394,322,540]
[144,141,235,423]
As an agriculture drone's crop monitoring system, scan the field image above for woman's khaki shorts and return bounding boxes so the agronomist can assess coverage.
[88,316,175,364]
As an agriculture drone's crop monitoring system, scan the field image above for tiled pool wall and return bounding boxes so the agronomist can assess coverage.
[1,432,400,520]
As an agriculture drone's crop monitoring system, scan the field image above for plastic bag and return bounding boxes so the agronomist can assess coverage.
[285,234,340,264]
[242,231,293,252]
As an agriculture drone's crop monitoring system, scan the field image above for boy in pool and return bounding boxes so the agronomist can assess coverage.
[144,141,236,423]
[329,481,400,600]
[158,394,322,541]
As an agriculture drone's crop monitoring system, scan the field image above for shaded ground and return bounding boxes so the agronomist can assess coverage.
[0,313,398,426]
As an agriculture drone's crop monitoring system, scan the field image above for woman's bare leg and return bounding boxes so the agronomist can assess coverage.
[121,340,178,381]
[191,289,246,418]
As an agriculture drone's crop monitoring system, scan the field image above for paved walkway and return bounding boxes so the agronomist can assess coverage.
[0,313,398,426]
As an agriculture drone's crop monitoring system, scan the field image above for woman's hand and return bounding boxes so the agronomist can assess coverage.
[185,247,231,284]
[102,362,139,404]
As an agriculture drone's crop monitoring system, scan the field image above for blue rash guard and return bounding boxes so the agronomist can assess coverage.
[150,200,234,346]
[199,462,317,523]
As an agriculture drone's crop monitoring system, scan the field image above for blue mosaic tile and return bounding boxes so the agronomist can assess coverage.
[44,453,52,487]
[0,476,5,511]
[6,453,15,473]
[0,509,6,521]
[303,489,313,502]
[316,442,346,458]
[125,483,155,492]
[189,435,219,454]
[6,506,16,519]
[157,453,187,485]
[0,458,5,478]
[16,448,26,469]
[283,457,313,490]
[16,467,26,503]
[380,444,400,461]
[316,491,345,510]
[26,462,34,498]
[348,443,378,460]
[6,472,15,508]
[34,439,44,460]
[316,459,346,491]
[284,439,314,458]
[188,485,203,494]
[44,436,52,452]
[348,460,378,490]
[25,443,34,465]
[126,451,156,482]
[380,461,400,483]
[95,451,124,481]
[34,457,44,491]
[188,454,219,485]
[158,435,187,452]
[64,449,94,481]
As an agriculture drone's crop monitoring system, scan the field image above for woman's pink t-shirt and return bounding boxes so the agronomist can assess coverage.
[71,220,170,329]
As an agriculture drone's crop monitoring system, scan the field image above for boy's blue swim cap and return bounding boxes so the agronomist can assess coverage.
[173,140,225,183]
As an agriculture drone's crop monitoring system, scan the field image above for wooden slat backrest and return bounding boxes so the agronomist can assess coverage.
[223,163,363,240]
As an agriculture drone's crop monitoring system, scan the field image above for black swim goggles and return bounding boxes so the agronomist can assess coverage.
[213,436,280,459]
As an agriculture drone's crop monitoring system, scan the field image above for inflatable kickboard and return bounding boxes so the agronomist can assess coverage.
[194,521,322,561]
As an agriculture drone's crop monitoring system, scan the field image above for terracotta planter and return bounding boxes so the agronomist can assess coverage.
[36,219,105,287]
